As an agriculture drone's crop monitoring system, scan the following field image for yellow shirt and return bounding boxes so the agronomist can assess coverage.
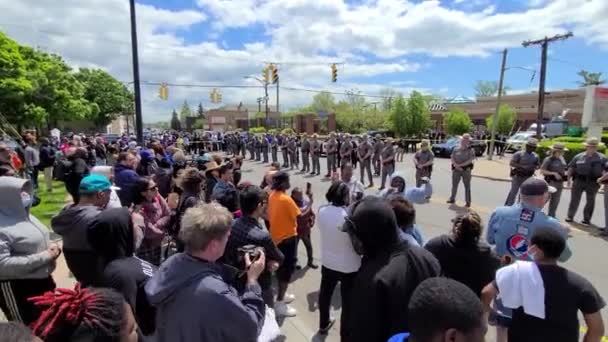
[267,190,301,244]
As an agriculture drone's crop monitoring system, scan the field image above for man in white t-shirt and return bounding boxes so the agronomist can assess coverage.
[339,162,365,203]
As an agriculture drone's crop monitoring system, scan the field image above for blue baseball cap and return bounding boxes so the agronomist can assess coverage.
[79,174,120,194]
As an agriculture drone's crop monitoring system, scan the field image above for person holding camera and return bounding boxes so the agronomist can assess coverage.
[146,203,266,342]
[0,177,61,325]
[224,185,284,306]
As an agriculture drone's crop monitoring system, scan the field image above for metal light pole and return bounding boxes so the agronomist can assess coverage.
[244,76,269,127]
[129,0,144,144]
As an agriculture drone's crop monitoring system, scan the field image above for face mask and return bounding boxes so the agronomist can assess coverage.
[21,193,33,208]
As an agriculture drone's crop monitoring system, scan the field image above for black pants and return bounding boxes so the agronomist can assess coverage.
[298,233,314,264]
[318,266,356,338]
[0,277,56,325]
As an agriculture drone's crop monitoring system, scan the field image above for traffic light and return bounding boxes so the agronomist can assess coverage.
[158,82,169,100]
[210,88,222,103]
[269,63,279,84]
[262,67,269,84]
[217,93,222,103]
[331,64,337,83]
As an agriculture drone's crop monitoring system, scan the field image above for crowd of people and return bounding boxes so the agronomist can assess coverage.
[0,129,606,342]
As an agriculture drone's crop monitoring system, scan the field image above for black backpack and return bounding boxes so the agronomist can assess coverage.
[54,158,74,181]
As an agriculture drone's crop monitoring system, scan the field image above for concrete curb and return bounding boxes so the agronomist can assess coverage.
[472,174,511,183]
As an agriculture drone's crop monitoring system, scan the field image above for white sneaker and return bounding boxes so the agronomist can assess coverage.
[283,293,296,304]
[275,301,297,317]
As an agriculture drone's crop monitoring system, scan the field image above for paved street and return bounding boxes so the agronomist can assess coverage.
[241,153,608,342]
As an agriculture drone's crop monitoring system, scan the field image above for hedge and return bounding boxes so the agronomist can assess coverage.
[249,126,266,133]
[536,139,606,163]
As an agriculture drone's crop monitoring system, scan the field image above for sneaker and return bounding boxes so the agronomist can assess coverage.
[275,301,297,317]
[465,203,471,208]
[307,262,319,269]
[420,176,430,183]
[318,318,336,335]
[582,220,591,226]
[446,199,455,204]
[565,217,573,223]
[283,293,296,304]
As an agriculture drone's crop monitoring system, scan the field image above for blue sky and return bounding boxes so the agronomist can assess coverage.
[1,0,607,122]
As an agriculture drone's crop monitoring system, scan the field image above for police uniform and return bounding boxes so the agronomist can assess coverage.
[281,136,289,168]
[566,142,606,223]
[248,136,256,160]
[487,178,571,326]
[372,137,384,176]
[271,135,278,163]
[240,135,247,157]
[254,136,262,161]
[287,138,298,169]
[311,137,321,175]
[380,139,395,189]
[505,143,540,206]
[300,136,310,172]
[261,135,269,163]
[339,138,353,168]
[541,151,567,218]
[358,138,373,186]
[414,147,434,187]
[448,142,475,206]
[325,137,338,177]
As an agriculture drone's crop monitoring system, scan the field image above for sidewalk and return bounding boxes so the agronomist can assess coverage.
[472,157,511,182]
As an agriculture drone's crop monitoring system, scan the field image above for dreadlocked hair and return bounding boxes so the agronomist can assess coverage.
[29,284,126,342]
[452,210,483,245]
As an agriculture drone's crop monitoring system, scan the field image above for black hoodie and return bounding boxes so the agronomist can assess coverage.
[88,207,157,336]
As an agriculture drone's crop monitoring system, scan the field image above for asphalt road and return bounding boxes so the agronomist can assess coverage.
[239,153,608,342]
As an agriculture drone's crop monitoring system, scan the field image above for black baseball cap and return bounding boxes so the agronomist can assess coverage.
[520,178,556,196]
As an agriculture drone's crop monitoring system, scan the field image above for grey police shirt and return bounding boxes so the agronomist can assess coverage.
[415,150,434,164]
[340,140,353,155]
[373,140,384,155]
[568,152,607,178]
[451,146,475,166]
[311,140,320,153]
[541,156,567,175]
[326,139,337,154]
[301,139,310,152]
[512,151,540,172]
[381,144,395,162]
[358,141,371,159]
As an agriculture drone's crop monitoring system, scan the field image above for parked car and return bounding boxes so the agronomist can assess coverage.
[505,131,546,152]
[432,137,486,158]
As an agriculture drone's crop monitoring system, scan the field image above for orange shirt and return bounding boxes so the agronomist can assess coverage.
[267,190,301,244]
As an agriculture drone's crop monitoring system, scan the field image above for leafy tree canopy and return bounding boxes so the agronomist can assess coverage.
[444,107,473,136]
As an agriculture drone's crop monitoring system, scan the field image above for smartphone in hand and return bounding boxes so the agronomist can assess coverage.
[306,182,312,195]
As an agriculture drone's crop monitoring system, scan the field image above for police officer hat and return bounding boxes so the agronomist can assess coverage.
[584,137,600,147]
[549,142,568,151]
[526,138,539,148]
[520,178,556,196]
[421,139,430,146]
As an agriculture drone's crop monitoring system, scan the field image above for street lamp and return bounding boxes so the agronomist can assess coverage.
[244,76,270,127]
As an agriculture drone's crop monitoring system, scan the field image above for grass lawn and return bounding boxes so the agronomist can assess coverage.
[31,180,69,228]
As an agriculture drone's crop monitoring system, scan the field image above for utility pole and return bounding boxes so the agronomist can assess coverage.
[276,77,280,124]
[488,49,508,160]
[523,32,573,139]
[264,81,269,126]
[129,0,144,145]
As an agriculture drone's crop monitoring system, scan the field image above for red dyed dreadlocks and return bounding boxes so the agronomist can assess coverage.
[29,283,125,342]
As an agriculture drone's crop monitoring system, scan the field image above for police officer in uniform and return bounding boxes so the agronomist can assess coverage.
[300,134,310,173]
[248,134,256,160]
[413,139,434,187]
[281,134,289,168]
[486,178,571,340]
[261,134,269,163]
[287,136,298,170]
[598,159,608,236]
[254,135,262,161]
[311,134,321,175]
[566,137,607,225]
[325,133,338,177]
[447,134,475,207]
[540,142,568,218]
[505,138,540,206]
[271,133,279,163]
[357,134,373,187]
[379,138,395,190]
[372,134,384,176]
[339,134,353,168]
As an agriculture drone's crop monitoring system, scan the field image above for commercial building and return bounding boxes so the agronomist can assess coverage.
[430,89,585,132]
[206,104,280,131]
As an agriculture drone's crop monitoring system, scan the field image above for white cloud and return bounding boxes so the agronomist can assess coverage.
[1,0,607,123]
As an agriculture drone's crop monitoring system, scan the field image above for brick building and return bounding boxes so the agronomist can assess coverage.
[206,104,280,131]
[430,89,585,132]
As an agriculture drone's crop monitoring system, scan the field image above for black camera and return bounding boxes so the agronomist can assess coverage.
[236,245,263,269]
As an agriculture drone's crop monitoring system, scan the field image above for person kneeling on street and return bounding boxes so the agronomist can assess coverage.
[145,203,266,342]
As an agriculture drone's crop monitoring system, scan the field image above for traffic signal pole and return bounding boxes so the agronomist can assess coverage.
[488,49,507,161]
[129,0,144,144]
[276,77,279,123]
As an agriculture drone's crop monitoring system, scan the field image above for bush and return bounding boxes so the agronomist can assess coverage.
[268,128,279,134]
[536,139,606,163]
[249,126,266,133]
[552,136,586,143]
[281,128,294,135]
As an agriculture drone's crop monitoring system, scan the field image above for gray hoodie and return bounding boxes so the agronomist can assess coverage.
[145,253,265,342]
[0,177,54,280]
[51,204,103,286]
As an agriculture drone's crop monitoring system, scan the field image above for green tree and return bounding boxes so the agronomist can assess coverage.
[170,109,181,130]
[197,102,205,118]
[311,91,336,112]
[577,70,606,86]
[179,100,192,122]
[0,32,34,126]
[379,88,401,112]
[474,80,509,97]
[486,104,516,135]
[444,107,473,135]
[389,95,408,137]
[406,91,432,136]
[75,68,133,129]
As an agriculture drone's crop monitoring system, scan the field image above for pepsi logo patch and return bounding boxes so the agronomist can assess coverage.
[506,234,529,259]
[519,208,535,222]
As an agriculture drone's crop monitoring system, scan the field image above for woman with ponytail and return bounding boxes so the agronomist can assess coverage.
[424,211,501,297]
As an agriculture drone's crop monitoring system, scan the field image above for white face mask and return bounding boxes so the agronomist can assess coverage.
[21,193,33,208]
